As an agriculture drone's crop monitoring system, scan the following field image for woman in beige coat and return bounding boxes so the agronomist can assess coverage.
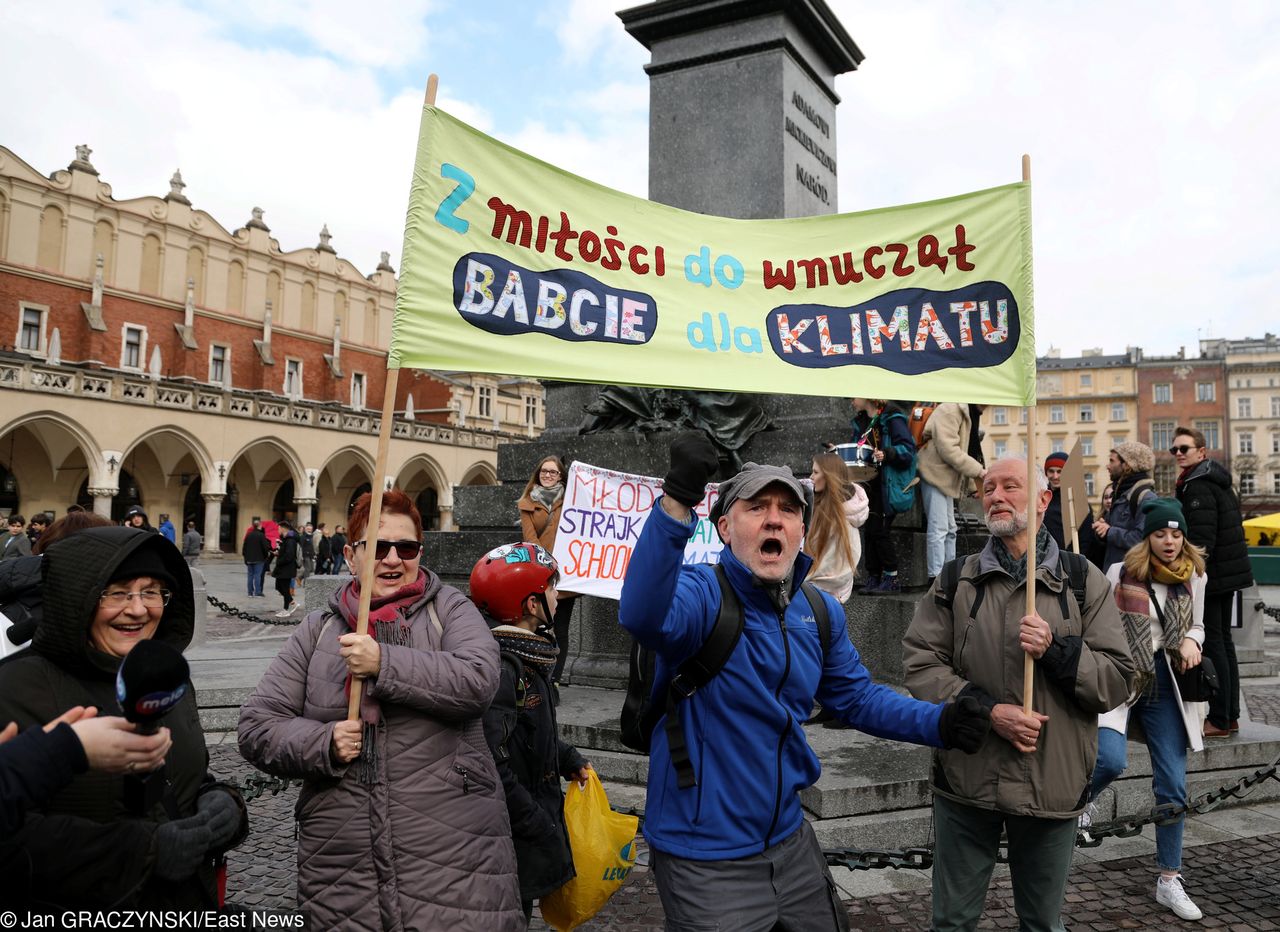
[517,455,577,685]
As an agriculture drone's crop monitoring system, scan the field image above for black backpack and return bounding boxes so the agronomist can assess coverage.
[934,549,1091,621]
[620,563,833,789]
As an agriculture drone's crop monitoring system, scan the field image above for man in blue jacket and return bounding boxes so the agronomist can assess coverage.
[619,433,990,931]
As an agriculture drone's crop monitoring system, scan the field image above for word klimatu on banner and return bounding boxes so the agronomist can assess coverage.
[392,107,1036,406]
[551,461,722,600]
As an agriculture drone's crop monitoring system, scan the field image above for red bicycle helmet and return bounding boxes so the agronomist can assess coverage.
[469,541,559,623]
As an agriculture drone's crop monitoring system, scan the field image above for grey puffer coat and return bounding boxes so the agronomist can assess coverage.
[237,572,523,932]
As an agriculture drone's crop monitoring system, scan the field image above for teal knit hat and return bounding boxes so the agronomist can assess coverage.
[1140,497,1187,538]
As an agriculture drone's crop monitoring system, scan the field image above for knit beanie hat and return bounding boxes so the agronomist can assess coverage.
[1112,441,1154,474]
[108,543,177,591]
[1044,451,1069,469]
[1140,497,1187,538]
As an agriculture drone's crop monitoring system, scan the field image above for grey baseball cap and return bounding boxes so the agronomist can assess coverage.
[709,462,812,537]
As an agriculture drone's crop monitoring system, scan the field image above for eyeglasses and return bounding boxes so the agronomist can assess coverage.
[99,588,171,608]
[357,539,423,561]
[539,469,561,477]
[1168,444,1200,456]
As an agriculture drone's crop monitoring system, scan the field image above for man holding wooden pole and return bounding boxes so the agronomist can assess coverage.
[903,456,1134,931]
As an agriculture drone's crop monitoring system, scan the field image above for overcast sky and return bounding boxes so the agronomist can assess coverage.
[4,0,1276,358]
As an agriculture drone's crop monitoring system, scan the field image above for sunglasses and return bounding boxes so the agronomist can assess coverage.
[357,539,423,560]
[1168,444,1200,456]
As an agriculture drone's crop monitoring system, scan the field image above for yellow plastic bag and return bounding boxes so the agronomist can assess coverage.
[540,770,639,931]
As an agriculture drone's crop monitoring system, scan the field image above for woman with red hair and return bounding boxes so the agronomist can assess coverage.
[239,490,523,930]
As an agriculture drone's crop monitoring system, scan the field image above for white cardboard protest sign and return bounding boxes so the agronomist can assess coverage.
[552,460,721,600]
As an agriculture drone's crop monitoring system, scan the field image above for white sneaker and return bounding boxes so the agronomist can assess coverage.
[1156,874,1202,921]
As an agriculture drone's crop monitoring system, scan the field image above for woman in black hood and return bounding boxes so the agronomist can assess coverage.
[0,527,247,909]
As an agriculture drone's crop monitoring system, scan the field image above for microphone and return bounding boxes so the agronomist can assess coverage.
[116,640,190,735]
[116,641,188,815]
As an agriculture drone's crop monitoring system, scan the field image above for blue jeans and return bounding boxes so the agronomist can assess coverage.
[921,480,957,579]
[246,562,265,596]
[1090,657,1189,871]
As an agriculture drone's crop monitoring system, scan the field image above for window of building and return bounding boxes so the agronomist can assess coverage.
[1085,472,1095,496]
[1154,463,1176,494]
[1272,396,1280,418]
[1195,420,1220,451]
[350,372,366,409]
[284,359,303,399]
[17,304,47,354]
[1051,438,1066,453]
[1273,473,1280,495]
[1050,404,1065,423]
[121,325,145,370]
[1021,440,1028,455]
[1112,435,1126,450]
[1080,373,1092,388]
[1081,436,1094,456]
[208,344,229,387]
[1196,381,1215,402]
[1019,408,1028,424]
[992,407,1008,425]
[1150,421,1175,450]
[994,440,1007,458]
[1273,433,1280,455]
[524,395,538,425]
[1110,402,1126,421]
[1153,383,1172,404]
[477,385,492,419]
[1239,433,1254,455]
[1239,472,1256,495]
[1079,404,1094,422]
[1238,396,1252,418]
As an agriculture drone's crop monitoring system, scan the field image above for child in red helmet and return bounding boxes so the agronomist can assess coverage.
[471,542,593,923]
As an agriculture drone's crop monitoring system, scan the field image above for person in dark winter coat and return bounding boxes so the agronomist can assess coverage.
[1,705,172,835]
[238,491,523,931]
[1043,451,1095,552]
[0,527,248,909]
[1094,441,1158,570]
[242,520,271,596]
[473,542,592,921]
[1173,426,1254,737]
[850,398,916,593]
[272,521,300,616]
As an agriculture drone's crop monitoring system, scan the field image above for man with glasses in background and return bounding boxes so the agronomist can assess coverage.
[1172,427,1253,738]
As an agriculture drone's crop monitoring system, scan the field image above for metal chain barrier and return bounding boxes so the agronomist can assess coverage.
[206,593,302,626]
[823,748,1280,871]
[221,754,1280,871]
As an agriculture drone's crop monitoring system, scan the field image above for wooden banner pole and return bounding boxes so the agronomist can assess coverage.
[1022,152,1037,715]
[349,74,438,721]
[1066,487,1080,554]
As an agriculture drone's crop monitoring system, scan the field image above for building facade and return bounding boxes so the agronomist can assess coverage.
[1203,334,1280,517]
[0,145,544,550]
[983,348,1141,509]
[1136,351,1228,494]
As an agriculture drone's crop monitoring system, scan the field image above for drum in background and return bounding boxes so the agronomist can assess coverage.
[833,443,878,482]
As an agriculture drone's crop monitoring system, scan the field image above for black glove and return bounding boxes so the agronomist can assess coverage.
[198,789,243,849]
[152,810,212,881]
[938,696,991,754]
[663,431,719,508]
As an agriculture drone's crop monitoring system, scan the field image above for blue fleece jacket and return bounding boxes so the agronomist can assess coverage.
[619,499,945,860]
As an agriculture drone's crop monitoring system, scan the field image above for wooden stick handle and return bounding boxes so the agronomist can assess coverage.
[348,74,439,721]
[1022,153,1036,715]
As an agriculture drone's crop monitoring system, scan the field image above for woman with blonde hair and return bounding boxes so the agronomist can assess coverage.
[518,455,577,686]
[1088,497,1207,921]
[803,451,869,603]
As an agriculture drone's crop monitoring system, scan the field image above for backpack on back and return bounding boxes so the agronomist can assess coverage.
[934,550,1091,621]
[908,402,938,450]
[620,563,834,789]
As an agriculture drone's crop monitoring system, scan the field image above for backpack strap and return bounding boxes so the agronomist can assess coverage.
[933,555,984,620]
[1127,477,1156,511]
[799,581,833,659]
[1056,550,1090,619]
[499,651,526,710]
[664,563,744,790]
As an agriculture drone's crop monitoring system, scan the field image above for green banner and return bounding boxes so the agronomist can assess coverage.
[393,107,1036,406]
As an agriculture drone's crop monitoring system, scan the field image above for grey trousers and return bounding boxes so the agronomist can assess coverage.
[930,795,1078,932]
[650,821,850,932]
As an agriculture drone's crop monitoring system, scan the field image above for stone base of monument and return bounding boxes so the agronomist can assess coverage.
[552,682,1280,850]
